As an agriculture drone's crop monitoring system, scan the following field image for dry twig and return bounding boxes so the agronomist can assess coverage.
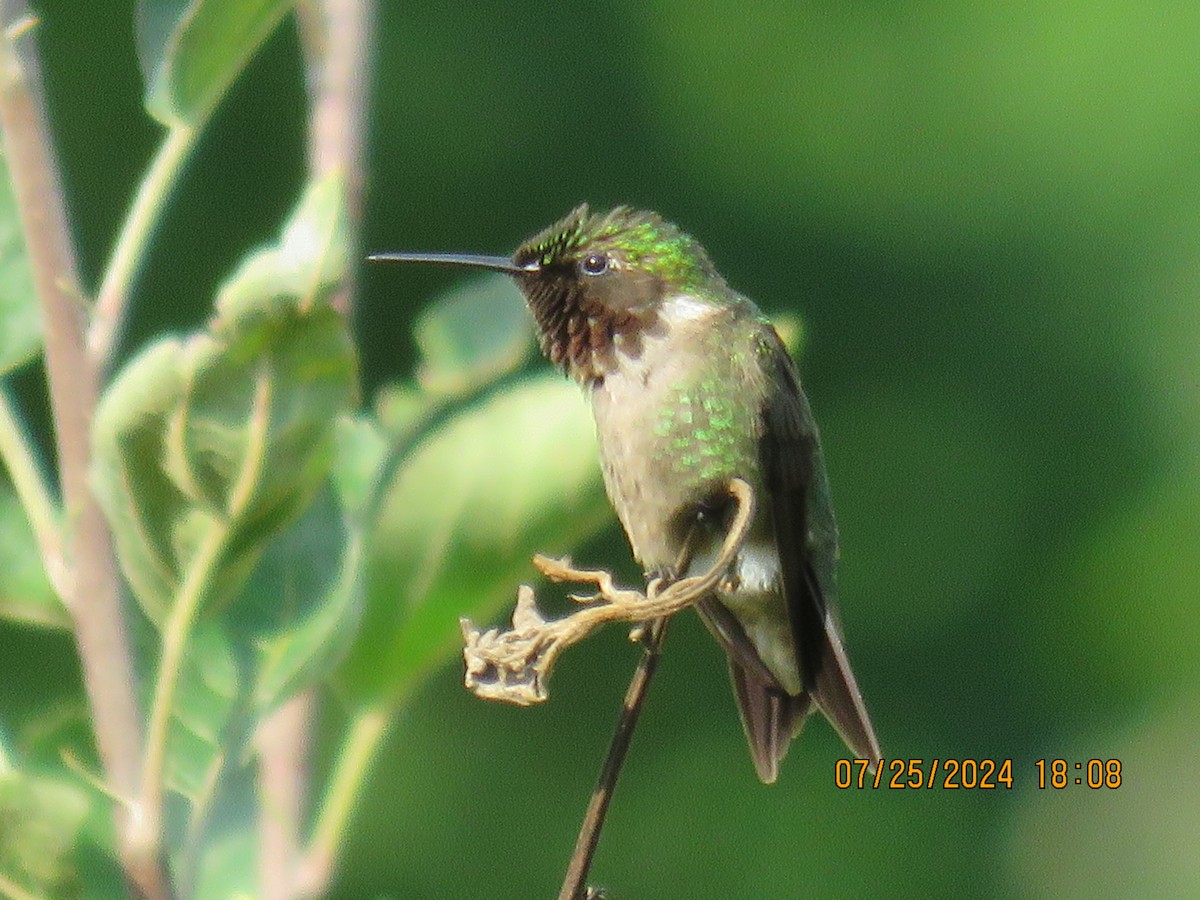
[460,477,755,706]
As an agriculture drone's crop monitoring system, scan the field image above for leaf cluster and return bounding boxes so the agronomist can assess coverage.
[0,2,609,894]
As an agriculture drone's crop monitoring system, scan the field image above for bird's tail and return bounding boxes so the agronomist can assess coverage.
[727,660,811,784]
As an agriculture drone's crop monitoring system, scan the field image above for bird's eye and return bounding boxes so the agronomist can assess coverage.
[581,253,609,275]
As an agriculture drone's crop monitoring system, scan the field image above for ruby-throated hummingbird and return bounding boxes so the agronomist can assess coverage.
[371,204,881,782]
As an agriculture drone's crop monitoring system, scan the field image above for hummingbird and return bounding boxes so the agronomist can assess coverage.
[371,204,881,782]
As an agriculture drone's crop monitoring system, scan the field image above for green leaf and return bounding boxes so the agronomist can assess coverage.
[92,175,356,882]
[231,482,364,713]
[340,374,610,700]
[330,413,387,521]
[411,274,534,396]
[373,381,434,437]
[136,0,294,127]
[0,485,65,628]
[213,172,348,326]
[165,302,354,551]
[192,823,256,899]
[154,491,366,885]
[373,274,536,441]
[91,175,356,624]
[0,154,41,375]
[0,765,93,897]
[231,416,382,710]
[90,337,190,622]
[157,618,260,889]
[164,620,238,810]
[158,490,365,869]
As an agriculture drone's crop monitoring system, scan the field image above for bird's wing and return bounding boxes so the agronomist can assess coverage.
[759,328,882,767]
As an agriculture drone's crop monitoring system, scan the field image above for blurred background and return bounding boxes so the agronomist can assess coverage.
[3,1,1198,896]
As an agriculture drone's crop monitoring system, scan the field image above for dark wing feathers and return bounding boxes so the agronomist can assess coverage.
[758,329,882,769]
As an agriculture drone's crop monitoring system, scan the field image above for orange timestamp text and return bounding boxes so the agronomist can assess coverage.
[835,758,1014,790]
[1034,758,1122,789]
[835,758,1125,790]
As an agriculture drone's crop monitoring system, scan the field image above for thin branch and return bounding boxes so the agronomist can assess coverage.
[253,5,374,899]
[558,617,669,900]
[87,122,196,371]
[297,0,374,181]
[0,382,67,597]
[0,8,168,898]
[297,702,392,899]
[295,0,374,321]
[255,692,314,900]
[138,521,230,855]
[555,479,754,899]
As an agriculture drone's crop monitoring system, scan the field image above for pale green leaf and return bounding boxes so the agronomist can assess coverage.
[90,338,191,622]
[412,274,534,395]
[137,0,294,127]
[373,382,434,436]
[166,303,355,545]
[90,179,357,871]
[373,273,535,441]
[0,766,93,896]
[0,154,41,375]
[234,417,384,709]
[214,172,348,325]
[192,824,256,899]
[0,486,65,628]
[771,312,805,357]
[331,413,387,520]
[158,497,365,868]
[159,620,257,889]
[368,272,537,471]
[164,621,238,807]
[340,375,610,700]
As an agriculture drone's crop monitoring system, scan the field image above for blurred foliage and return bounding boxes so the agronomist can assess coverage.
[0,1,1196,898]
[0,487,62,628]
[0,152,40,376]
[136,0,294,128]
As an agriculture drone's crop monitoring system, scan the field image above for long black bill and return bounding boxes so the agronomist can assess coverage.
[367,252,534,276]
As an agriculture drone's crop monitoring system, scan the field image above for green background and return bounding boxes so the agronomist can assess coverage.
[3,2,1199,897]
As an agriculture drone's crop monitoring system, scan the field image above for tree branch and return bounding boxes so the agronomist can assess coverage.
[0,7,168,897]
[87,123,196,371]
[297,701,392,899]
[295,0,373,321]
[260,4,375,897]
[256,691,315,900]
